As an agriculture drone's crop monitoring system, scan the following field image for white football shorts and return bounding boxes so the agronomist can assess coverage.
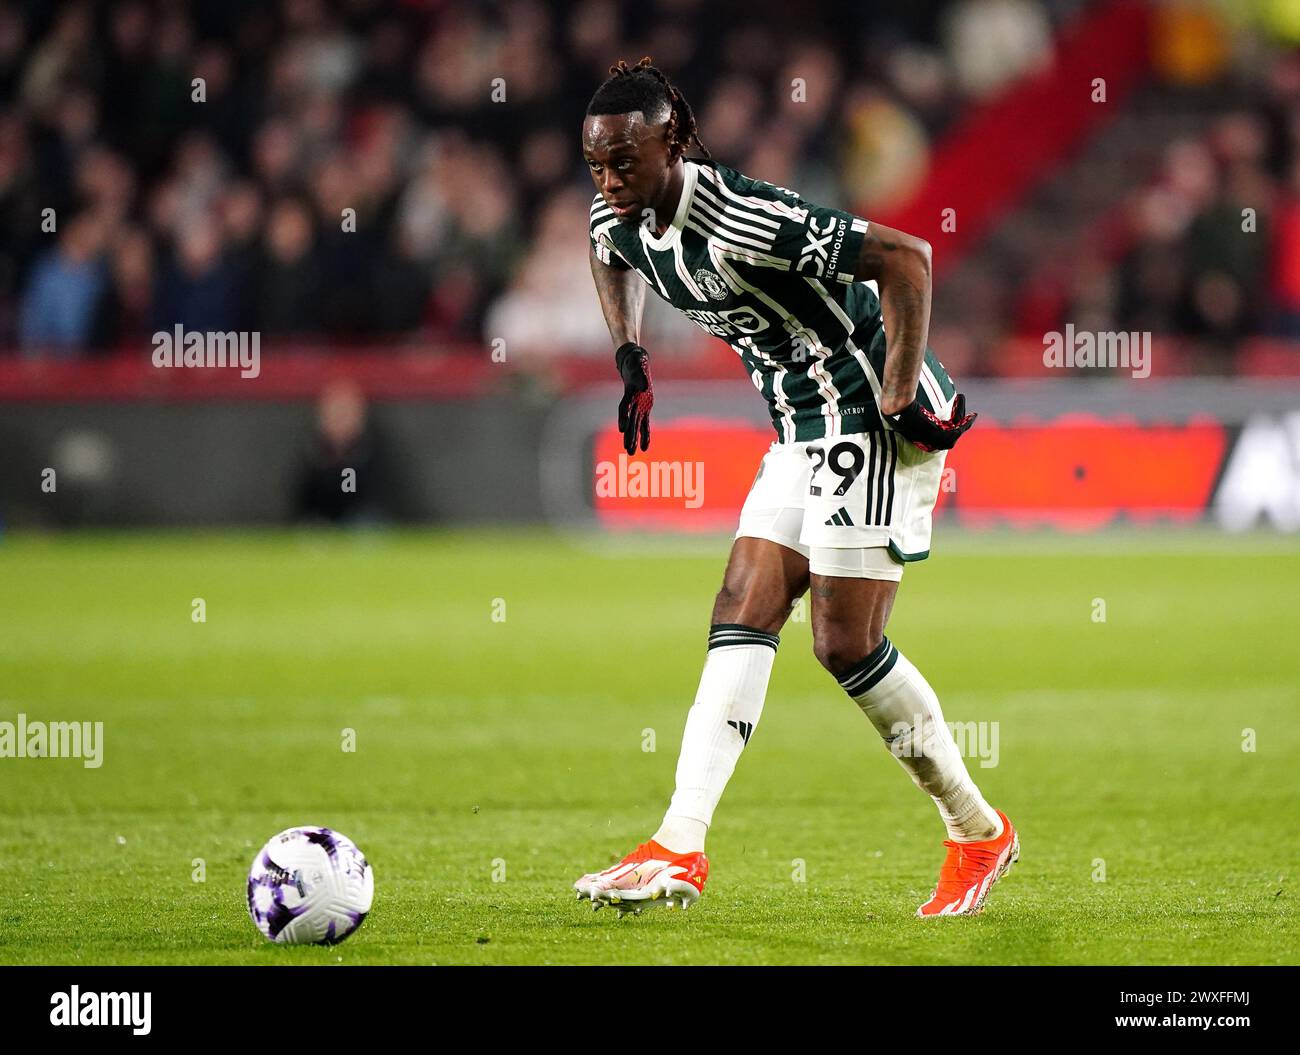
[735,430,947,580]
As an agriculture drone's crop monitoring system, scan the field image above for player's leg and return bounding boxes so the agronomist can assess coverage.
[809,567,1000,842]
[574,442,811,913]
[573,537,807,913]
[800,430,1017,915]
[809,565,1017,916]
[652,535,809,853]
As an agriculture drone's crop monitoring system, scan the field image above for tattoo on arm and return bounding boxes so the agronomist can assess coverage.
[854,225,932,415]
[854,231,901,282]
[879,275,929,411]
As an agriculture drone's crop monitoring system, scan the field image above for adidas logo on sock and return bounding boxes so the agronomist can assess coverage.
[825,507,854,526]
[727,720,754,744]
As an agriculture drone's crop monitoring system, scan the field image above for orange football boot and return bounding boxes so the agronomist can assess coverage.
[574,840,709,916]
[917,809,1019,917]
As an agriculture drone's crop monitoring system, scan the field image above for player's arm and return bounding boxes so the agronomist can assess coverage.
[854,221,975,450]
[590,245,653,454]
[853,222,932,416]
[590,244,645,348]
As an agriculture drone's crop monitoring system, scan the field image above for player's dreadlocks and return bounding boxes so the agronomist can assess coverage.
[586,57,711,160]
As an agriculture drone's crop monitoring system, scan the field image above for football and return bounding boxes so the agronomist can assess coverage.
[247,826,374,946]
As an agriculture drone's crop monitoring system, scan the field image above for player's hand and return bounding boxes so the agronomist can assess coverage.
[886,393,977,452]
[615,341,653,455]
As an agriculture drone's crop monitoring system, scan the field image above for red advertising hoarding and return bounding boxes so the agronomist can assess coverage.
[593,416,1230,532]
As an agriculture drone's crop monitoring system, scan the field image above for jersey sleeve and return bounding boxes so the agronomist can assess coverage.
[763,187,869,287]
[588,197,632,270]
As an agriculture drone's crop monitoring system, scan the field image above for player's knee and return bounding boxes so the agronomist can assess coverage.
[812,626,884,678]
[711,581,788,634]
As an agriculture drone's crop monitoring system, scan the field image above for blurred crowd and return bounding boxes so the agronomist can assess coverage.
[0,0,1085,360]
[1110,90,1300,344]
[1021,50,1300,363]
[1,0,1297,369]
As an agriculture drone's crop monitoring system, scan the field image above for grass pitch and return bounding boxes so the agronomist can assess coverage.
[1,528,1297,965]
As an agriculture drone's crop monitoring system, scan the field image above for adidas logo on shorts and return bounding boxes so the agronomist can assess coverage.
[825,507,854,526]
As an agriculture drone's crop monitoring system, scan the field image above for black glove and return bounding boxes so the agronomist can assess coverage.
[615,342,653,455]
[886,393,977,451]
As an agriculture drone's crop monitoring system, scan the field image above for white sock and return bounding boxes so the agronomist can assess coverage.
[653,624,779,854]
[837,636,1001,843]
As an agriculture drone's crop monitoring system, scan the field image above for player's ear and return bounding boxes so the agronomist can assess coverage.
[659,118,681,164]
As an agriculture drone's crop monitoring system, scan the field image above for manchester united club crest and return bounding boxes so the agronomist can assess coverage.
[694,268,728,302]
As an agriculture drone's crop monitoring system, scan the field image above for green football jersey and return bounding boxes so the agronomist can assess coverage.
[589,157,956,442]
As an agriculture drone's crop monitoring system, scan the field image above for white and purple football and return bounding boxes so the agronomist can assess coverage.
[247,826,374,945]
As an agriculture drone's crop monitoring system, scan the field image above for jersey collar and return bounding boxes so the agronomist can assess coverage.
[640,159,699,252]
